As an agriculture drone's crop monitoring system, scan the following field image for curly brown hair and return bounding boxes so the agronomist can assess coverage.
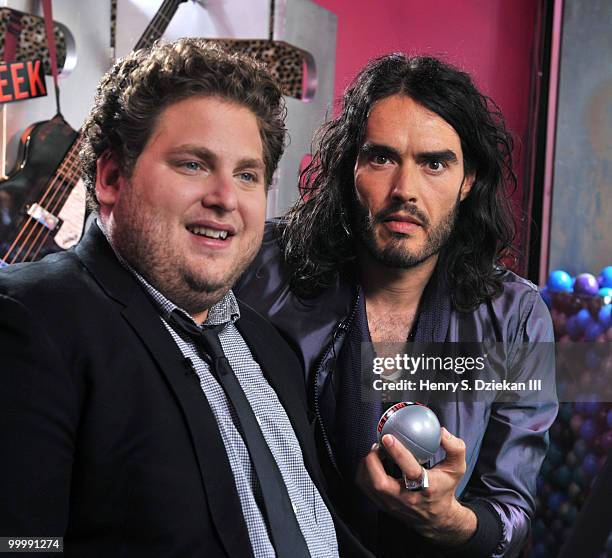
[80,38,287,211]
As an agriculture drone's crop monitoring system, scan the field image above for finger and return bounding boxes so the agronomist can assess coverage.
[361,443,403,498]
[381,434,422,481]
[438,427,467,473]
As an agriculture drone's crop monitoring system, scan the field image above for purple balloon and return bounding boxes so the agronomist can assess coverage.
[574,273,599,296]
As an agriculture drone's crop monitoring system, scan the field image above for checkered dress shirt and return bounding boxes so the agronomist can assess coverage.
[99,225,339,557]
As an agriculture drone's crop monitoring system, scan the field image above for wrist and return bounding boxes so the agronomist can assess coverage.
[428,500,478,547]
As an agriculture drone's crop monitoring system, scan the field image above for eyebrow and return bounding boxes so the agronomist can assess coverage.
[415,149,458,164]
[168,145,265,170]
[359,142,401,160]
[359,142,459,164]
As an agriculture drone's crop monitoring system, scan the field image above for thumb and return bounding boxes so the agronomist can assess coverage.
[439,427,467,472]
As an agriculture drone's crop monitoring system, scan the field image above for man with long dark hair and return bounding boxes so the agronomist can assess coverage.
[237,53,557,557]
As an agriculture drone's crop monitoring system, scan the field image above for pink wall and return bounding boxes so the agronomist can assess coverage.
[312,0,541,270]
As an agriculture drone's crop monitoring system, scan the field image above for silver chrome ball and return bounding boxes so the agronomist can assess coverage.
[377,402,441,464]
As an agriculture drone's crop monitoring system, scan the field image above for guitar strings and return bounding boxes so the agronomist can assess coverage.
[3,0,179,264]
[30,139,84,261]
[5,138,81,263]
[25,139,82,261]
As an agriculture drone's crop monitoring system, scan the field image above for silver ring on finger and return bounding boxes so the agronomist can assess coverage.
[403,467,429,491]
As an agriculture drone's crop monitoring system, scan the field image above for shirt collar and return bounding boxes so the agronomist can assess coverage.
[97,219,240,326]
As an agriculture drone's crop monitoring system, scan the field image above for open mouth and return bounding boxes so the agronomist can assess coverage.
[187,225,229,240]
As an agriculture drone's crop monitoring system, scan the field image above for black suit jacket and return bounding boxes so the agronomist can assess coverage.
[0,225,369,558]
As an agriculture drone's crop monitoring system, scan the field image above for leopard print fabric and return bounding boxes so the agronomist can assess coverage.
[208,39,310,100]
[0,8,67,74]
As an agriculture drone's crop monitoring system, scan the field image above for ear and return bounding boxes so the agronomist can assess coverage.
[95,150,125,210]
[459,173,475,202]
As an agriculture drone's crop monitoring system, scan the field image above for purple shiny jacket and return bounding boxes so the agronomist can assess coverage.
[235,223,558,557]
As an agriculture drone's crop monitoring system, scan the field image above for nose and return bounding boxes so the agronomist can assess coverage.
[200,172,238,213]
[390,164,419,204]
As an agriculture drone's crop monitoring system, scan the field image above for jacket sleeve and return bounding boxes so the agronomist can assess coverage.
[461,290,558,557]
[0,293,78,540]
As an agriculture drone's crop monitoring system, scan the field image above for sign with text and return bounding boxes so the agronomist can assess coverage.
[0,59,47,104]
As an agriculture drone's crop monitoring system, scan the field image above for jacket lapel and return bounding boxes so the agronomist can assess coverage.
[75,225,253,558]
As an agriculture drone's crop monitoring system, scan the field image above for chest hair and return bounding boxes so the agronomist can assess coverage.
[367,307,417,343]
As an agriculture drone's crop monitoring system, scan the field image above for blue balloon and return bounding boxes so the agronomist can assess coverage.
[599,266,612,288]
[584,321,604,341]
[575,308,593,331]
[599,287,612,299]
[582,453,599,476]
[547,269,573,292]
[547,491,567,511]
[598,304,612,328]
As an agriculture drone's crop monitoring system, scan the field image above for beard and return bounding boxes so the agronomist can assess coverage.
[109,190,258,317]
[353,194,460,269]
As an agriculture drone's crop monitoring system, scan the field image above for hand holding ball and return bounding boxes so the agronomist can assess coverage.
[377,402,441,464]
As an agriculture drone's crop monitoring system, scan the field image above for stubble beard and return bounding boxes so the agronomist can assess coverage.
[353,196,460,269]
[110,195,260,316]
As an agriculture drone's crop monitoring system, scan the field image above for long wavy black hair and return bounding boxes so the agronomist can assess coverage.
[281,54,517,312]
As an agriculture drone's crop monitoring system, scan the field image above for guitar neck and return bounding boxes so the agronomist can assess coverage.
[52,136,82,188]
[135,0,185,50]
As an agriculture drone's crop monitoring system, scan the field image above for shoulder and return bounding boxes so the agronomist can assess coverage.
[497,269,545,312]
[0,250,83,303]
[0,249,117,343]
[234,219,289,313]
[240,219,285,282]
[493,269,553,342]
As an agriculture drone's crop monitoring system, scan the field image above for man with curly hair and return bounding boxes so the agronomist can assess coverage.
[236,54,557,557]
[0,39,370,558]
